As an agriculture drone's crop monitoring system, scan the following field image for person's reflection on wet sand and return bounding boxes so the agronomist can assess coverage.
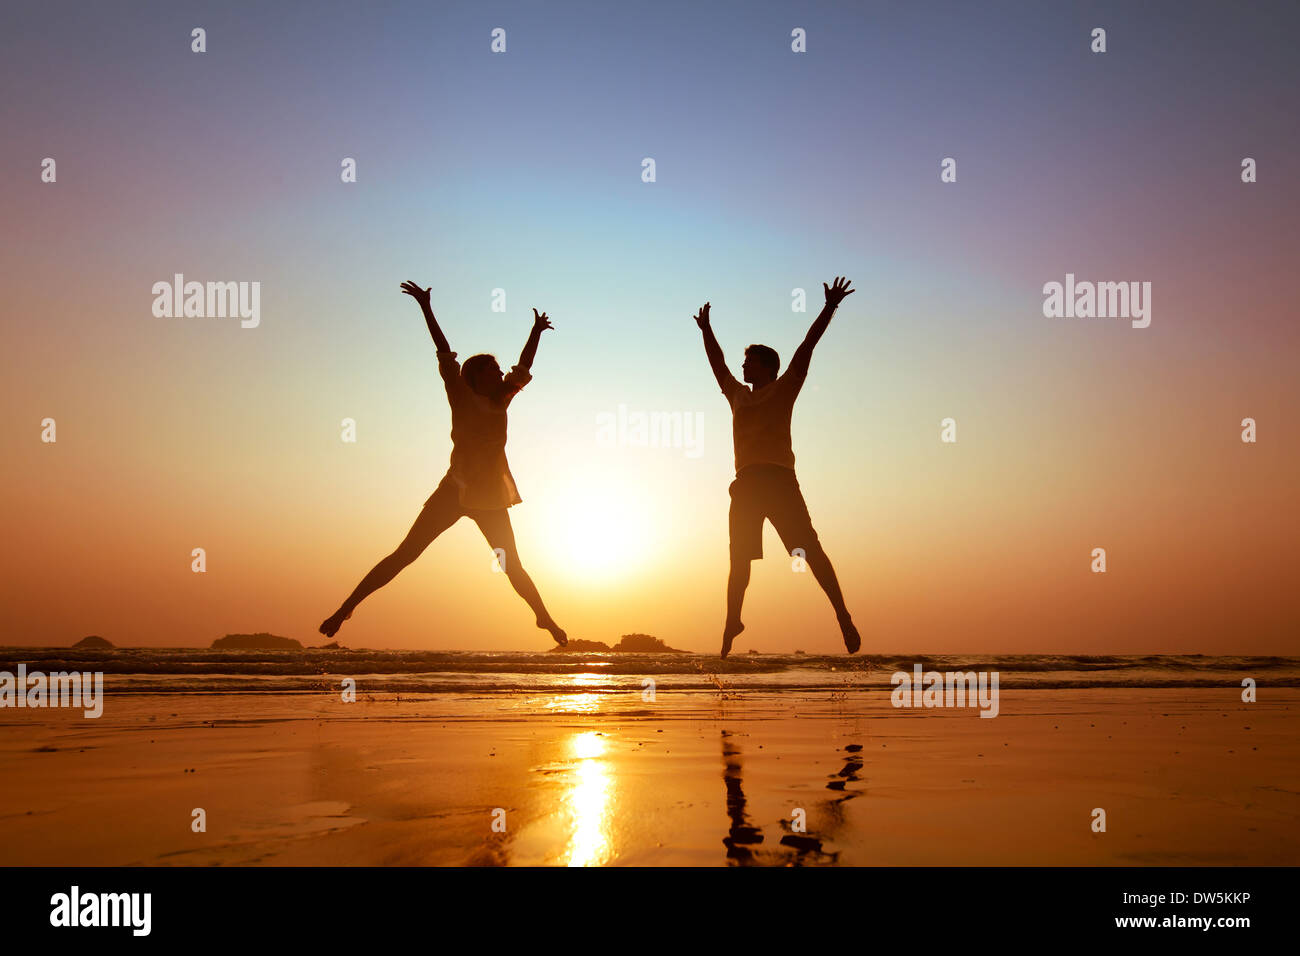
[720,733,865,866]
[721,730,765,865]
[818,742,864,825]
[776,742,865,862]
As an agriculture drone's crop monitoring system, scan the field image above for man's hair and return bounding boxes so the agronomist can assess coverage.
[745,344,780,378]
[461,353,498,391]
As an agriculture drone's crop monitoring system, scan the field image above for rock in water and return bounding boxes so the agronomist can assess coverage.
[72,635,114,649]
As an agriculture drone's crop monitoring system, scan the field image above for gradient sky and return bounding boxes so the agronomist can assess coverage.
[2,0,1296,653]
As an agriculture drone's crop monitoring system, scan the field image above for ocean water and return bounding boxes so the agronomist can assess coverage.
[0,648,1295,695]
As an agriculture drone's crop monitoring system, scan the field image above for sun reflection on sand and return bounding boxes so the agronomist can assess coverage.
[565,731,612,866]
[541,692,603,714]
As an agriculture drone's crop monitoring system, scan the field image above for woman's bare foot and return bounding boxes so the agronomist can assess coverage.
[319,609,352,639]
[838,613,860,654]
[721,619,744,659]
[538,616,567,647]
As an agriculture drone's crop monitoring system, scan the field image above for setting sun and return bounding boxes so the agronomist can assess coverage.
[542,481,658,581]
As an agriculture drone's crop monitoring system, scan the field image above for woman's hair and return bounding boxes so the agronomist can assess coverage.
[461,353,499,392]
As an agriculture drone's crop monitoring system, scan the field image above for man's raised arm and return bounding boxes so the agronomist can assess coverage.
[788,276,855,379]
[695,302,741,397]
[400,280,451,352]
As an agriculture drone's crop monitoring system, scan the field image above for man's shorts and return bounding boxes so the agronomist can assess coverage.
[728,463,819,562]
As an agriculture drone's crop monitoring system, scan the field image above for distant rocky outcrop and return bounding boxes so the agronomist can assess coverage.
[611,633,686,653]
[211,632,302,650]
[72,635,114,649]
[550,639,613,653]
[549,633,687,654]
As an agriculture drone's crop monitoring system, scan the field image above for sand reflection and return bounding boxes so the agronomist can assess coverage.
[564,730,612,866]
[541,692,603,714]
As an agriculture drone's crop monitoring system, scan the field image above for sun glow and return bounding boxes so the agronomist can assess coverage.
[541,482,657,581]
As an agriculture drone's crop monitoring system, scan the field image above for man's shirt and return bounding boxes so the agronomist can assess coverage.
[720,362,808,475]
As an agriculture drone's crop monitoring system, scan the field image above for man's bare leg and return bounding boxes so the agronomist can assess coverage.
[803,540,859,653]
[722,558,750,659]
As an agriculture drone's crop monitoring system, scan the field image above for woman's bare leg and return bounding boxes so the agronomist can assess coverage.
[470,508,567,646]
[320,490,462,637]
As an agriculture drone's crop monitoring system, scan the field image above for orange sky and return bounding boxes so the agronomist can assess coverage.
[2,1,1296,654]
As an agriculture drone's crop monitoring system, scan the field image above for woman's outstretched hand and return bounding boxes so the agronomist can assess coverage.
[402,281,450,351]
[400,280,432,309]
[532,308,554,332]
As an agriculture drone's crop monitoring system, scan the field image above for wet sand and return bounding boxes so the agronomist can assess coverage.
[1,689,1295,865]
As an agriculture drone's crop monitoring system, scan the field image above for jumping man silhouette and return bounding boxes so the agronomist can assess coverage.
[694,277,860,658]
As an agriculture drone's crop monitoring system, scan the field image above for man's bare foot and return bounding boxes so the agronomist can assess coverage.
[721,619,744,659]
[319,609,351,639]
[838,614,860,654]
[538,616,567,647]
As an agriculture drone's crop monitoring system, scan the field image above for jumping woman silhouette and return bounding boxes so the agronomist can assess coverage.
[319,281,567,646]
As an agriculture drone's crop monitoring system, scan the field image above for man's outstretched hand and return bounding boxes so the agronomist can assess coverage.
[532,308,554,332]
[694,302,711,329]
[400,280,432,309]
[824,276,855,308]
